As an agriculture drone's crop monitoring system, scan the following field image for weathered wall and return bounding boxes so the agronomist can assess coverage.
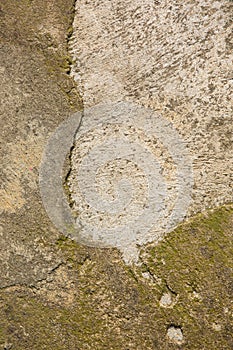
[0,0,232,349]
[0,0,81,292]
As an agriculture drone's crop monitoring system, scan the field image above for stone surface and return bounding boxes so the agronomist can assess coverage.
[70,0,233,217]
[67,102,193,261]
[166,326,184,345]
[0,206,232,349]
[0,0,82,290]
[0,1,232,349]
[159,291,177,308]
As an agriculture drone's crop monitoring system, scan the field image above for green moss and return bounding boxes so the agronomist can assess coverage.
[57,55,73,73]
[1,205,232,349]
[138,205,233,348]
[67,26,74,39]
[56,235,81,265]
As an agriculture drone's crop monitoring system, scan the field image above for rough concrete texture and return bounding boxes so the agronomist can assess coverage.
[0,0,82,288]
[67,102,193,261]
[0,206,233,349]
[0,0,233,349]
[70,0,233,215]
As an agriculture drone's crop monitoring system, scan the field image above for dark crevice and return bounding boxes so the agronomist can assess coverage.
[65,0,78,76]
[63,110,84,210]
[47,261,64,275]
[138,254,158,283]
[0,262,65,291]
[165,281,177,296]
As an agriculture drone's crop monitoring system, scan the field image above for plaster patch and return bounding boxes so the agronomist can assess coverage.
[69,0,233,216]
[39,102,193,263]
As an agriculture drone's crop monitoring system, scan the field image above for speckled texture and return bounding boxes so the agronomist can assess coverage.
[67,102,193,261]
[70,0,233,215]
[0,0,82,288]
[0,205,232,349]
[0,1,232,349]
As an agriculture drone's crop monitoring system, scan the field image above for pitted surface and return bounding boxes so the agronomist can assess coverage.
[67,102,193,261]
[0,1,232,349]
[70,0,233,215]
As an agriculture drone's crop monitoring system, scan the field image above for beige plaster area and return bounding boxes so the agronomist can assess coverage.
[69,0,232,242]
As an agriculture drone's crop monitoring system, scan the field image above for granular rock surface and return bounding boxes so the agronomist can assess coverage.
[0,0,232,349]
[70,0,233,215]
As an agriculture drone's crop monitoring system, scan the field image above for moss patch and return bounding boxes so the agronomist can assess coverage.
[0,205,232,349]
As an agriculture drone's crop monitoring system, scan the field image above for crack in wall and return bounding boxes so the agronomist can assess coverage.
[63,110,84,210]
[65,0,78,76]
[0,262,65,291]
